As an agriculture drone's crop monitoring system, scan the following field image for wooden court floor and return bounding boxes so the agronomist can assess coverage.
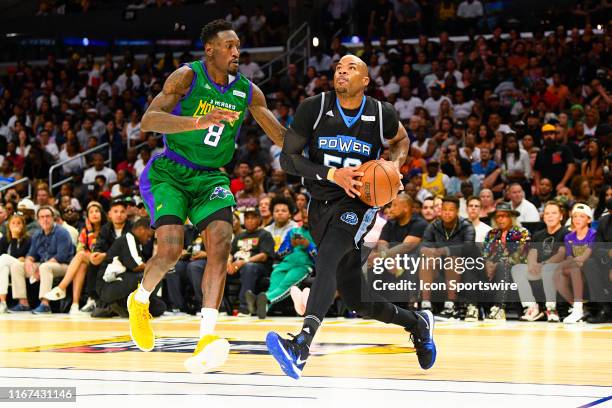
[1,314,611,387]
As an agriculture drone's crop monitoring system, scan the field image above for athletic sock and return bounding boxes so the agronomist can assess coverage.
[572,302,583,313]
[200,308,219,337]
[390,304,419,331]
[135,284,152,304]
[300,315,321,347]
[444,301,454,309]
[545,302,556,310]
[421,300,432,309]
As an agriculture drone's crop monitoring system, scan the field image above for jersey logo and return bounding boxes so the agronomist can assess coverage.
[233,90,246,98]
[340,212,359,225]
[318,136,372,157]
[209,187,232,201]
[204,84,211,90]
[361,115,375,121]
[326,110,334,117]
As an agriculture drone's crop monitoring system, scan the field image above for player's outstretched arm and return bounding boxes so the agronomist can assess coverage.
[248,83,286,147]
[141,66,238,134]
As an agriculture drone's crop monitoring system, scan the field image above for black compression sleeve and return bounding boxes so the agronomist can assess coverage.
[280,128,331,180]
[279,94,332,180]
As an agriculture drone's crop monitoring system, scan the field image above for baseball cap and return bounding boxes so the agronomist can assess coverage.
[570,104,584,112]
[541,124,556,133]
[488,93,500,100]
[242,207,260,217]
[454,120,466,129]
[17,198,36,212]
[571,203,593,220]
[110,196,127,208]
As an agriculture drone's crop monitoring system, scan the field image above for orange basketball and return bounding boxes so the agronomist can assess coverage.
[356,160,400,207]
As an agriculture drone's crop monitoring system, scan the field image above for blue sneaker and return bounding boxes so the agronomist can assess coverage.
[32,303,52,315]
[409,310,436,370]
[8,303,30,313]
[266,331,309,379]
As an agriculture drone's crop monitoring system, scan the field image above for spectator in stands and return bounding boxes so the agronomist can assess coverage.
[228,208,274,316]
[531,178,555,213]
[83,153,117,186]
[0,213,31,314]
[230,161,250,194]
[466,196,491,243]
[247,224,316,319]
[420,196,475,318]
[43,201,105,314]
[133,147,151,178]
[424,84,451,119]
[368,0,394,38]
[581,138,605,191]
[508,183,541,223]
[265,197,298,252]
[239,52,264,82]
[9,205,75,314]
[258,196,273,227]
[17,198,39,235]
[556,203,597,324]
[83,197,132,315]
[248,6,267,47]
[571,176,599,209]
[482,203,531,320]
[534,124,576,194]
[421,160,448,198]
[512,201,568,323]
[97,216,161,318]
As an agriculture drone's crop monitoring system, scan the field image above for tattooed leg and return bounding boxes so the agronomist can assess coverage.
[201,220,233,309]
[141,225,184,292]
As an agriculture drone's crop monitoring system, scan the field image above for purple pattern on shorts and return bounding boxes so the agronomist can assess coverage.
[139,153,163,226]
[163,148,217,171]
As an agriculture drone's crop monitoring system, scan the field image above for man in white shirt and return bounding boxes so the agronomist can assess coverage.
[466,196,491,242]
[83,153,117,186]
[308,50,333,73]
[38,130,59,162]
[239,52,265,82]
[394,87,423,121]
[509,183,540,223]
[113,65,141,93]
[424,84,452,118]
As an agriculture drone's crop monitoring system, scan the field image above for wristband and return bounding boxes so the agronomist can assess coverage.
[326,167,336,183]
[194,116,202,130]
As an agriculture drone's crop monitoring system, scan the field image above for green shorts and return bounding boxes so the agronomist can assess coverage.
[139,154,235,228]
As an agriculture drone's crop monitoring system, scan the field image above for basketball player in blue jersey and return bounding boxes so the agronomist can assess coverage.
[266,55,436,379]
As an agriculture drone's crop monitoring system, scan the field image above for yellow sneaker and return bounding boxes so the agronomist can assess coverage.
[127,290,155,352]
[184,334,230,374]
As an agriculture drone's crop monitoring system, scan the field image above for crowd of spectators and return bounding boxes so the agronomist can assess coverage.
[0,4,610,322]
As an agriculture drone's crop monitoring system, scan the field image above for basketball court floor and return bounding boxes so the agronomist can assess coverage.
[1,313,611,407]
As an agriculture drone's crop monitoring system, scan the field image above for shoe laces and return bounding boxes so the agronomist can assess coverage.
[135,302,152,329]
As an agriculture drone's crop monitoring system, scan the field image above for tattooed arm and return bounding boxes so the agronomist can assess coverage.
[248,82,286,147]
[141,65,239,134]
[388,121,409,170]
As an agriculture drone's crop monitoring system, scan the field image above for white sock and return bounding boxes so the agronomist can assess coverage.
[572,302,583,313]
[444,301,454,309]
[200,308,219,337]
[545,302,556,310]
[135,284,152,304]
[421,300,432,309]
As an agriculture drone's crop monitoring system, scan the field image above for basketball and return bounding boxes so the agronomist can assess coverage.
[357,160,400,207]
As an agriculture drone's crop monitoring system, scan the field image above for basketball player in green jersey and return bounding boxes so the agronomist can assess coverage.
[127,19,286,374]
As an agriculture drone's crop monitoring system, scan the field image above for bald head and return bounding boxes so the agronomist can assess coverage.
[334,55,370,96]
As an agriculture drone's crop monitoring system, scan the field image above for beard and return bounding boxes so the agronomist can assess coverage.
[228,64,238,75]
[335,84,348,93]
[544,138,556,148]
